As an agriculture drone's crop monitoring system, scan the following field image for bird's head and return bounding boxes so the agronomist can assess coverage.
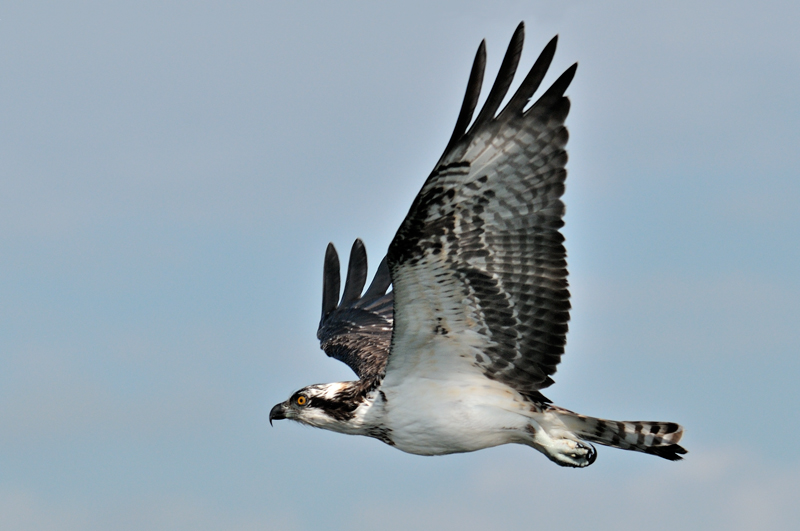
[269,382,367,432]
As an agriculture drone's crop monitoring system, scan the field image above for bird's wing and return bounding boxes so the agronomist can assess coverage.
[386,23,575,397]
[317,239,393,380]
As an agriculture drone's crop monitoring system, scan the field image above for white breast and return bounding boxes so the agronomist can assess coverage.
[371,340,533,455]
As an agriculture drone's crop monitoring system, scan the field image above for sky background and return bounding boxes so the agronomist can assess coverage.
[2,1,799,529]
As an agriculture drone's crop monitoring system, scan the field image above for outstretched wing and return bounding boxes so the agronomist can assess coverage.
[317,239,393,380]
[387,23,575,397]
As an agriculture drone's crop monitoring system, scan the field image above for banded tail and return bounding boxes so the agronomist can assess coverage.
[554,407,687,461]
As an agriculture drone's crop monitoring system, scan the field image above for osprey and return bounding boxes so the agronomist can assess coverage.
[270,23,686,467]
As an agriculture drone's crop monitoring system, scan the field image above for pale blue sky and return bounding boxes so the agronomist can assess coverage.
[2,1,799,529]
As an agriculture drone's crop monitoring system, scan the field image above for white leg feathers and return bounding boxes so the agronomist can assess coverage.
[531,406,687,465]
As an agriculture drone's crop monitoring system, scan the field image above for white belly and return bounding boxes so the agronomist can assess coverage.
[371,347,533,455]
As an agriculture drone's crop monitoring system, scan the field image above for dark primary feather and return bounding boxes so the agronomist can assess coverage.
[441,40,486,162]
[388,22,577,396]
[469,22,524,133]
[497,34,558,120]
[317,239,393,380]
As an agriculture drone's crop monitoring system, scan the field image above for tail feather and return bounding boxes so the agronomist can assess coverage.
[553,408,687,461]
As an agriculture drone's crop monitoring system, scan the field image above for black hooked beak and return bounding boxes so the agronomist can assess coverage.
[269,402,287,426]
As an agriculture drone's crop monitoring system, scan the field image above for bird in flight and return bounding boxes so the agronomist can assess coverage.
[270,22,686,467]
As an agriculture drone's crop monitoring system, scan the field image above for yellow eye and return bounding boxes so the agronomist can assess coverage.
[296,395,307,406]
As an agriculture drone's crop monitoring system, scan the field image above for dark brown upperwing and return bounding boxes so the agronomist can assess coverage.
[317,239,393,380]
